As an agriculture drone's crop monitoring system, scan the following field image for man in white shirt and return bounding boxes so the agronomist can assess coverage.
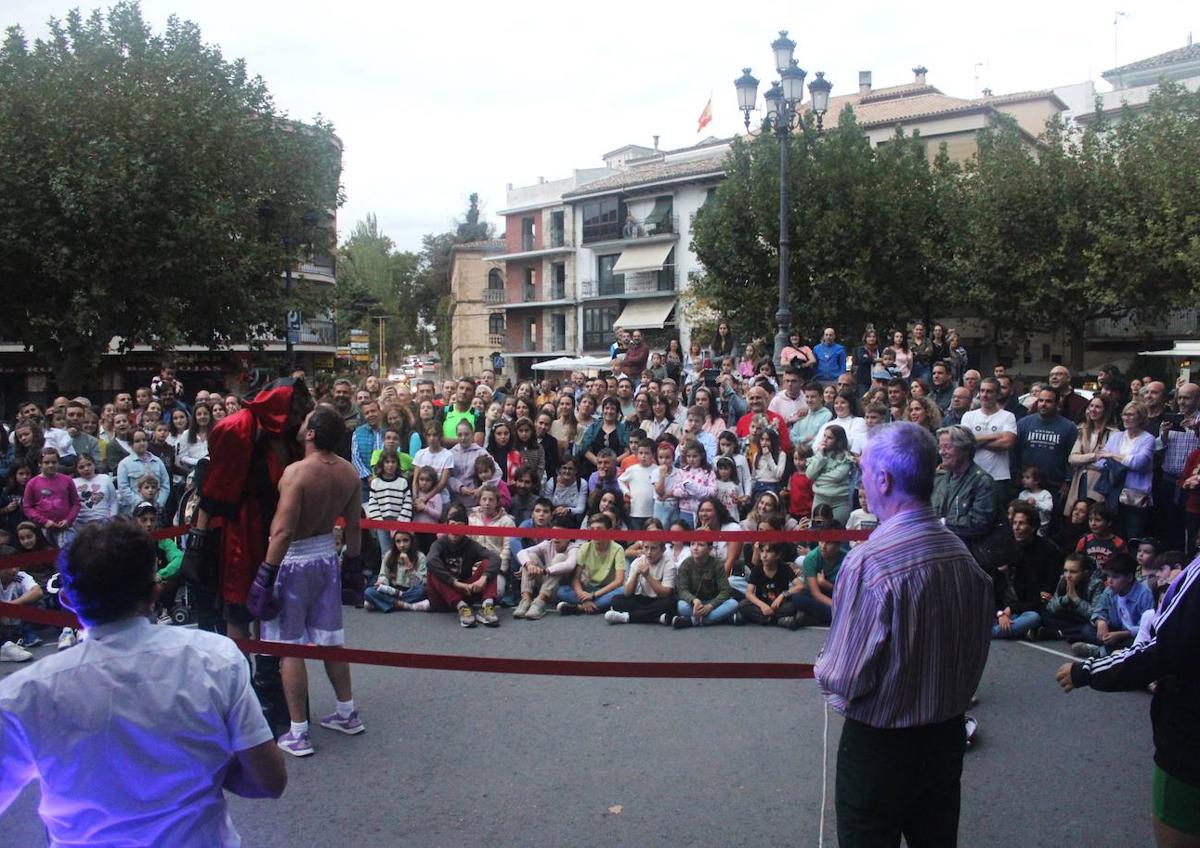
[0,521,286,846]
[768,368,807,427]
[960,377,1018,509]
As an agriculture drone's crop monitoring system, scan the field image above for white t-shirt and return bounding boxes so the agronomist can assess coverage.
[618,463,656,518]
[413,447,455,473]
[961,407,1018,481]
[0,617,272,847]
[626,550,678,598]
[0,570,37,602]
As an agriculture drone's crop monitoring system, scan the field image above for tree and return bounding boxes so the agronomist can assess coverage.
[961,87,1200,371]
[0,3,342,392]
[335,214,421,369]
[411,192,495,362]
[691,107,968,347]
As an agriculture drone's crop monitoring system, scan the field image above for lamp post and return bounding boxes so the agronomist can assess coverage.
[260,203,321,375]
[735,32,830,363]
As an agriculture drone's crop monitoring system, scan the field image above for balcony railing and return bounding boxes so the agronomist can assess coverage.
[523,337,537,352]
[549,229,568,248]
[582,214,678,245]
[483,288,506,303]
[267,319,335,346]
[550,334,567,352]
[488,333,505,347]
[583,331,611,350]
[522,233,535,252]
[580,268,678,298]
[1085,307,1200,340]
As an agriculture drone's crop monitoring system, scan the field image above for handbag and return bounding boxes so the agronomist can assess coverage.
[1118,487,1150,509]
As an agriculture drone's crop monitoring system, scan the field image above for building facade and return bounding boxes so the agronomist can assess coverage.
[447,239,506,378]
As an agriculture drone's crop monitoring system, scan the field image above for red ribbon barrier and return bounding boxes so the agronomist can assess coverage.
[360,518,871,545]
[0,601,814,680]
[0,526,190,569]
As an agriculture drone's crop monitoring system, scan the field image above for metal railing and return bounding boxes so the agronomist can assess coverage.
[582,214,678,245]
[580,268,678,298]
[1085,308,1200,340]
[483,288,506,303]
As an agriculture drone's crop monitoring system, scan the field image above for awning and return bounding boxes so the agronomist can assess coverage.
[615,297,676,331]
[613,241,674,274]
[1140,341,1200,357]
[530,356,612,372]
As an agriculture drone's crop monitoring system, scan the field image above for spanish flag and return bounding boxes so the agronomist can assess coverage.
[697,95,712,133]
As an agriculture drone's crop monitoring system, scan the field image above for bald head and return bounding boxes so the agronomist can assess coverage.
[1142,381,1166,413]
[1048,366,1071,390]
[1176,383,1199,416]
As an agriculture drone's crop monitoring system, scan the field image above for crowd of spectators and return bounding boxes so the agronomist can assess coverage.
[2,323,1198,656]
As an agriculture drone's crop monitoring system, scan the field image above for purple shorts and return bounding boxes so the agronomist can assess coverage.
[260,534,344,646]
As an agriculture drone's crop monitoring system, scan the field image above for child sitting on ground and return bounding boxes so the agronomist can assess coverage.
[1074,502,1126,568]
[364,530,429,612]
[1072,551,1154,658]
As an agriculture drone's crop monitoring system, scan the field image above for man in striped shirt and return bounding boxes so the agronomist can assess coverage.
[815,422,992,847]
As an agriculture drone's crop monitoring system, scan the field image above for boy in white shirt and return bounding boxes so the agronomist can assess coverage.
[513,515,580,620]
[618,443,657,530]
[605,534,677,625]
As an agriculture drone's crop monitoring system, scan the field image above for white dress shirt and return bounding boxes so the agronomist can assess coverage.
[0,616,272,847]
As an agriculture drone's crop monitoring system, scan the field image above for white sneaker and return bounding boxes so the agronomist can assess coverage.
[604,609,630,624]
[57,628,78,650]
[1,640,33,662]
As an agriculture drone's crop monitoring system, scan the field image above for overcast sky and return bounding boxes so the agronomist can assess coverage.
[7,0,1198,252]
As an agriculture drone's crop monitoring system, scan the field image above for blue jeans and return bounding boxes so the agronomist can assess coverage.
[992,610,1040,639]
[556,585,623,610]
[364,584,426,612]
[653,502,679,527]
[676,597,739,625]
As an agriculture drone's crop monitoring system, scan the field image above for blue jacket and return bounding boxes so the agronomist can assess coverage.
[1091,580,1154,631]
[812,342,846,383]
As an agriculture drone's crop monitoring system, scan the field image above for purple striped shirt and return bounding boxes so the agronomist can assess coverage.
[815,504,993,729]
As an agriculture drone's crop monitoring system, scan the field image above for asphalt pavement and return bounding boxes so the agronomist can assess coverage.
[2,608,1154,847]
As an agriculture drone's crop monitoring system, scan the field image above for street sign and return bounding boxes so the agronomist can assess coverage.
[287,330,300,345]
[287,310,302,330]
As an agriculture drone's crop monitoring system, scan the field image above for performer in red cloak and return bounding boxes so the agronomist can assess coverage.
[182,376,314,731]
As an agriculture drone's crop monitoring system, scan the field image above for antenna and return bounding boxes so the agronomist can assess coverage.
[1114,11,1130,78]
[973,62,989,96]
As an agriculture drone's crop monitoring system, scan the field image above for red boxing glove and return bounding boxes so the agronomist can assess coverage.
[246,561,281,621]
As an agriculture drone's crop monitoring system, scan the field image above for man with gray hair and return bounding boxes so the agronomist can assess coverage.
[816,423,992,846]
[932,425,996,544]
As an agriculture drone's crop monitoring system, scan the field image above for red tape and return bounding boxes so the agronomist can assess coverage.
[0,526,190,569]
[0,602,813,680]
[360,518,870,544]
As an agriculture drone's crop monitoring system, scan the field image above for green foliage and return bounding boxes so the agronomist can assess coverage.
[0,2,342,390]
[691,86,1200,367]
[335,213,421,367]
[690,107,967,348]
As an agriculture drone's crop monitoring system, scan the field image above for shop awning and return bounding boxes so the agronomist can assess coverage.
[612,241,674,274]
[614,297,676,331]
[1140,341,1200,358]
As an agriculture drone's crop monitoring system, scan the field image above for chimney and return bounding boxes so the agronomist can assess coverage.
[913,65,928,85]
[653,135,660,150]
[859,70,872,95]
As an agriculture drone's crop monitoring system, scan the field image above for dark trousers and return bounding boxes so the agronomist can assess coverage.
[738,598,797,625]
[610,593,675,624]
[836,714,966,848]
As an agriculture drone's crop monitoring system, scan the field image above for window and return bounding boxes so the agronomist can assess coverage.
[488,314,505,335]
[550,210,565,247]
[551,262,566,299]
[597,255,624,297]
[583,306,619,350]
[524,316,537,352]
[582,197,620,243]
[657,248,676,292]
[487,269,503,289]
[644,196,674,235]
[521,217,536,252]
[524,267,536,301]
[551,314,566,351]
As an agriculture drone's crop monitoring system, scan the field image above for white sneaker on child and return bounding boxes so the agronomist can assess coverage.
[1,640,33,662]
[57,628,78,650]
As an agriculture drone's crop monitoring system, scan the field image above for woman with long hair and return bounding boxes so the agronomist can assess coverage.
[907,396,943,433]
[808,424,855,525]
[946,329,968,385]
[854,328,881,392]
[737,342,758,380]
[711,321,736,359]
[11,420,44,473]
[909,321,933,383]
[690,386,727,437]
[551,393,578,459]
[889,329,912,379]
[176,402,212,474]
[485,419,519,482]
[1065,395,1118,514]
[780,329,816,378]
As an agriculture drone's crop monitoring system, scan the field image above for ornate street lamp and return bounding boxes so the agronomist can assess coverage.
[734,33,831,363]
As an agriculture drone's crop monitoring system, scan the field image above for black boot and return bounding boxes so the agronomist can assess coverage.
[252,653,291,736]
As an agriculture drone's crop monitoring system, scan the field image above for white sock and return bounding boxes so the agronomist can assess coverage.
[457,600,468,609]
[496,574,506,596]
[482,598,494,608]
[336,699,355,719]
[411,599,431,612]
[290,720,309,736]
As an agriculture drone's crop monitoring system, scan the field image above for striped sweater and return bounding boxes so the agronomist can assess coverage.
[366,475,413,523]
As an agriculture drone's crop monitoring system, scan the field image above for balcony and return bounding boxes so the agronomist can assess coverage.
[488,333,505,347]
[1085,308,1200,340]
[522,232,535,252]
[264,319,335,348]
[483,288,506,303]
[580,267,678,299]
[549,229,569,248]
[583,214,679,246]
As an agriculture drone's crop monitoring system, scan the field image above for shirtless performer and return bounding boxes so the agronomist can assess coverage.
[246,405,365,758]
